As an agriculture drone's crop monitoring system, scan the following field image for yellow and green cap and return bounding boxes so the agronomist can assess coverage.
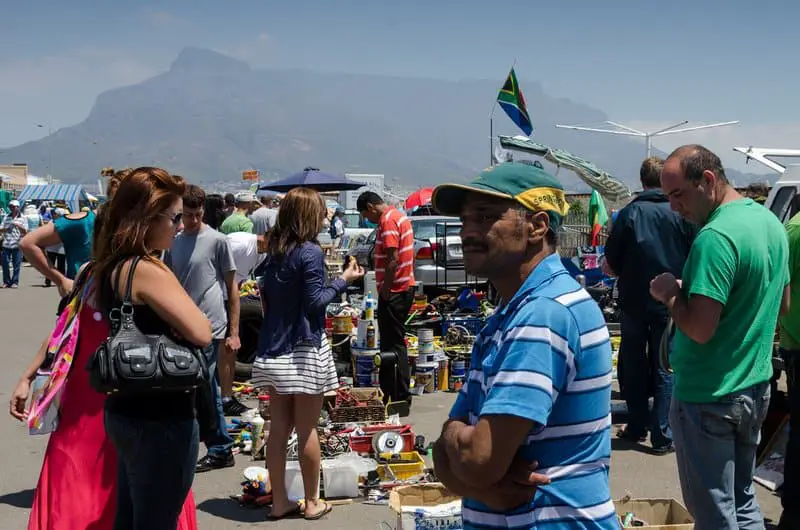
[432,161,570,228]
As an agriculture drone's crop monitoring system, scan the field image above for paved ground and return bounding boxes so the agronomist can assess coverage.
[0,266,784,528]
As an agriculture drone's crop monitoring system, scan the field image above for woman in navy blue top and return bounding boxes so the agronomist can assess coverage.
[252,187,363,521]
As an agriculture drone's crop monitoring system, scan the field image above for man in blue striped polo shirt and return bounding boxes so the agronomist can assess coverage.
[431,162,616,529]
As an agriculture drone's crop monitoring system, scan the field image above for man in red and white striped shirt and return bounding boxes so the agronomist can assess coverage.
[358,192,415,405]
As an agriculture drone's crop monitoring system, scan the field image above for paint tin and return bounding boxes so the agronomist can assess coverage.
[355,352,376,387]
[333,315,353,335]
[450,360,467,378]
[415,363,436,393]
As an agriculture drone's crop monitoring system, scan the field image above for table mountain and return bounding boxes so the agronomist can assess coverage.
[2,47,767,190]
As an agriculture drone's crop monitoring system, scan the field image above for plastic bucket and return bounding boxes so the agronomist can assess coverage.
[415,363,436,393]
[450,360,467,377]
[354,352,375,387]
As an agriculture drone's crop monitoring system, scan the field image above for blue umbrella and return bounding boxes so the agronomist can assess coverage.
[258,167,366,193]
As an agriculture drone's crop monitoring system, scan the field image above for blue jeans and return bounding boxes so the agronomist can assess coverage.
[105,410,199,530]
[1,247,22,286]
[780,349,800,523]
[618,311,674,448]
[203,340,234,457]
[670,382,770,530]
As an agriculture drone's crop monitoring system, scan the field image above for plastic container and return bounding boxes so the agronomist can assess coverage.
[285,461,319,502]
[364,271,378,301]
[364,292,376,321]
[321,459,360,498]
[418,328,435,355]
[258,394,270,420]
[348,425,416,454]
[354,351,376,387]
[414,364,436,393]
[377,451,426,481]
[450,360,467,377]
[251,415,265,455]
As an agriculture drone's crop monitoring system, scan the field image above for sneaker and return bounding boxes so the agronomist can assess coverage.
[616,428,647,443]
[10,284,18,289]
[652,444,675,455]
[196,453,235,473]
[223,397,250,416]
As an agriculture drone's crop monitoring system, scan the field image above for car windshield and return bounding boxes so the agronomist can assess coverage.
[411,218,461,240]
[343,213,362,228]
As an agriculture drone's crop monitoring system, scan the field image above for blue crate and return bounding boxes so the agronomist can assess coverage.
[442,316,485,337]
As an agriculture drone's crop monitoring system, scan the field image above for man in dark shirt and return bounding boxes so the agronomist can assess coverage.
[603,156,695,454]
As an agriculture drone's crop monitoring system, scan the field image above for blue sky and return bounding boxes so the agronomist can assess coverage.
[2,0,797,173]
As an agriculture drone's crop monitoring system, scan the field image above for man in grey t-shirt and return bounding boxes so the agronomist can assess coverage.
[168,184,240,473]
[250,195,278,236]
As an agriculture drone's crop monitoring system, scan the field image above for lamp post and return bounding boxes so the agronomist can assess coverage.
[36,123,52,181]
[554,120,740,158]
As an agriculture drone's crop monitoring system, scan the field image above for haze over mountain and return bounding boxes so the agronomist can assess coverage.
[1,47,769,191]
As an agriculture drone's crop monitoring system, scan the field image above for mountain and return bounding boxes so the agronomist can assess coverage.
[1,47,769,191]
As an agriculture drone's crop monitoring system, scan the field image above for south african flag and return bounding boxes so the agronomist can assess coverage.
[497,68,533,136]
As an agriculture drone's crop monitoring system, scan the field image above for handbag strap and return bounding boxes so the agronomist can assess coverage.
[122,256,141,304]
[109,256,141,331]
[112,256,142,305]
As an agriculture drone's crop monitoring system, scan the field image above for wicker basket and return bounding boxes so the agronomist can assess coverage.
[329,387,386,423]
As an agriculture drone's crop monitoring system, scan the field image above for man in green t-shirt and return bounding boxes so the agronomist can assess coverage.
[219,192,257,235]
[650,144,789,529]
[778,203,800,530]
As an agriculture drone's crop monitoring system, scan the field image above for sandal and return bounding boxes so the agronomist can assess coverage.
[304,501,333,521]
[267,504,303,520]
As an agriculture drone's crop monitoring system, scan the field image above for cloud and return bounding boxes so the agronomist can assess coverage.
[605,120,800,175]
[146,9,178,27]
[218,33,273,63]
[0,48,159,147]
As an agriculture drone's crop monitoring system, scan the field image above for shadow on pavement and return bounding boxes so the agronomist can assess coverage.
[197,498,268,523]
[610,437,675,458]
[0,489,34,508]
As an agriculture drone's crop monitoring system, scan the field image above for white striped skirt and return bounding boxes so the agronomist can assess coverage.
[251,334,339,395]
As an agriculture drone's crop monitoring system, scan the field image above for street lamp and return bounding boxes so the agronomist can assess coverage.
[554,119,740,158]
[36,123,52,181]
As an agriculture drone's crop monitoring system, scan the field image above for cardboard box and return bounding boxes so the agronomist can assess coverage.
[614,498,694,529]
[389,483,463,530]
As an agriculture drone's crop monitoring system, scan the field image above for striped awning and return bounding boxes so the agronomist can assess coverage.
[498,135,632,201]
[17,183,88,203]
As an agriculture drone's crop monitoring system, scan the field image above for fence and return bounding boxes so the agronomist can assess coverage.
[558,224,608,258]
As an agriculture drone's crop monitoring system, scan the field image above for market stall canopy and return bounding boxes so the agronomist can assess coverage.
[17,183,91,214]
[259,167,366,193]
[498,135,632,201]
[404,187,434,212]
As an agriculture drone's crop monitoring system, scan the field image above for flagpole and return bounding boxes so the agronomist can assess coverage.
[489,115,494,166]
[490,58,518,166]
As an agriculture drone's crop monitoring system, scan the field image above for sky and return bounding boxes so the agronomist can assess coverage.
[1,0,798,174]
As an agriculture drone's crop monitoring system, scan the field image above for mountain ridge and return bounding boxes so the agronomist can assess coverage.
[1,47,770,191]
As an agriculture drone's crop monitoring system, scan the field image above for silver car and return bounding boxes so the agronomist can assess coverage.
[348,215,485,290]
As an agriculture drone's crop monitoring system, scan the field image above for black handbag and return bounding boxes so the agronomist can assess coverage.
[88,256,209,395]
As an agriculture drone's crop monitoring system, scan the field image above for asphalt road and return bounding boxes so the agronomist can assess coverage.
[0,265,784,528]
